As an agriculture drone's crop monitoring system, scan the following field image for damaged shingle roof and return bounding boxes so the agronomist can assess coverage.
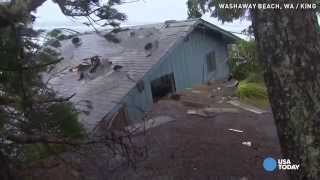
[48,19,239,132]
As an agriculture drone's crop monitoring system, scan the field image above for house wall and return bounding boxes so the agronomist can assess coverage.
[124,29,230,124]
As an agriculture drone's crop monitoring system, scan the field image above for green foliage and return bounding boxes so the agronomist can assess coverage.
[0,0,129,178]
[45,29,79,49]
[96,6,127,23]
[0,0,111,174]
[229,40,261,81]
[244,72,264,83]
[230,41,268,107]
[236,82,267,99]
[21,103,84,163]
[187,0,248,22]
[23,144,60,163]
[51,0,127,28]
[47,103,84,138]
[47,29,76,41]
[236,81,269,108]
[187,0,202,18]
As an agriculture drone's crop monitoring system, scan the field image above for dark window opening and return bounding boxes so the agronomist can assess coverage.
[206,51,217,73]
[151,73,176,102]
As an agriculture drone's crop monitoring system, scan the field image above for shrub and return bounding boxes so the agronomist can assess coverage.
[244,72,264,83]
[237,82,267,99]
[236,81,269,108]
[229,40,262,81]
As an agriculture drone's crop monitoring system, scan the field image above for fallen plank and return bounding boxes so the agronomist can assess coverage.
[228,100,266,114]
[203,107,239,113]
[187,109,208,117]
[126,116,175,133]
[228,128,244,133]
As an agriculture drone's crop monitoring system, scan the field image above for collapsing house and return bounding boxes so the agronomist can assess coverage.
[48,19,239,132]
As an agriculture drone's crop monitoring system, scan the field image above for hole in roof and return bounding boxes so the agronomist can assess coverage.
[72,37,82,47]
[89,56,101,73]
[71,56,113,81]
[144,42,153,51]
[113,65,123,71]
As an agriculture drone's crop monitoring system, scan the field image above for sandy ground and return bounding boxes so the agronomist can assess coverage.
[107,100,288,180]
[27,82,289,180]
[106,83,289,180]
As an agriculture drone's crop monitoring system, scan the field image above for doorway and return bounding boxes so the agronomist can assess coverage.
[151,73,176,102]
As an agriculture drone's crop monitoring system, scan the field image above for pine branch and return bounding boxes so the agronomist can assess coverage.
[0,59,63,72]
[27,0,47,12]
[6,134,82,146]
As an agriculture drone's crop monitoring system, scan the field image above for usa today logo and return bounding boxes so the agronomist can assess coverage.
[263,157,300,172]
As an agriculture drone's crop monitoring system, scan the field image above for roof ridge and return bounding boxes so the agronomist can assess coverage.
[79,19,201,35]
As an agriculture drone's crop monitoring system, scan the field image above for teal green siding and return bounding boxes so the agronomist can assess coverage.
[124,30,230,123]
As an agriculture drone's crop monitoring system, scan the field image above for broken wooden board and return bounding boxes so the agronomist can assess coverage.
[227,100,266,114]
[126,116,175,133]
[203,107,239,113]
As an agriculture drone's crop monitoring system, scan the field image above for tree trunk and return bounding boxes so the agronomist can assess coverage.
[251,2,320,179]
[0,152,13,180]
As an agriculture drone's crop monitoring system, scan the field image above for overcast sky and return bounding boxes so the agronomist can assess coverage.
[34,0,251,38]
